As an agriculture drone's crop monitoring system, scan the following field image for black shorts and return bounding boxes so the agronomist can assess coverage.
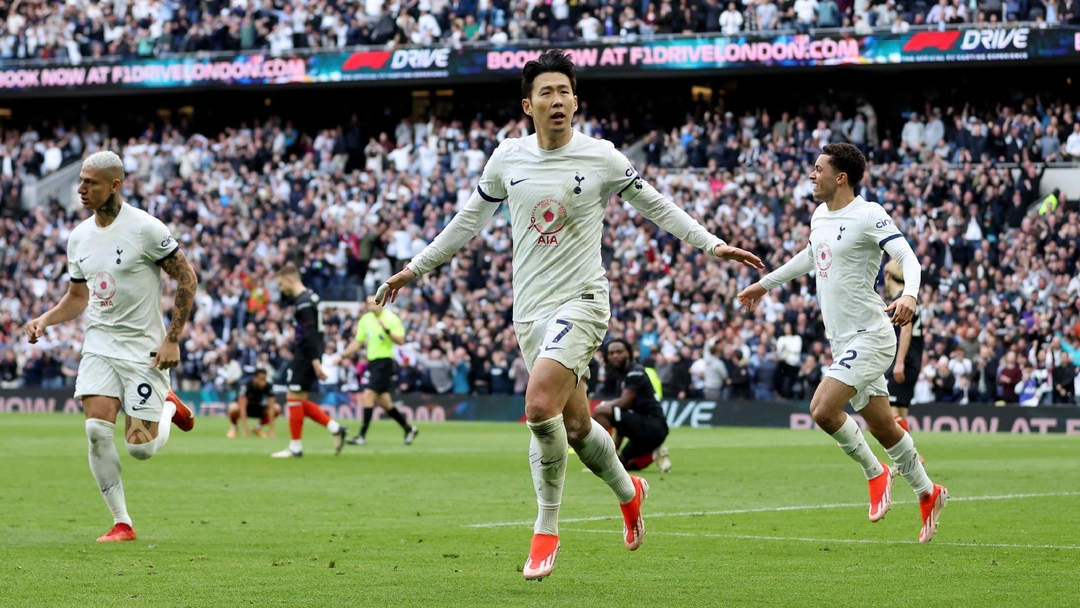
[613,408,669,460]
[286,359,317,393]
[887,350,921,408]
[246,405,275,423]
[364,358,395,394]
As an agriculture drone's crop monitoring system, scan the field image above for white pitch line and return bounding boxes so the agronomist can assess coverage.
[563,529,1080,551]
[463,491,1080,529]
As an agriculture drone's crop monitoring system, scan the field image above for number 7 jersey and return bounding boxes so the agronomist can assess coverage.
[475,131,645,323]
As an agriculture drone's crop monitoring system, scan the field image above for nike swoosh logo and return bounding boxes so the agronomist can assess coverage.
[544,346,563,351]
[510,178,529,186]
[130,406,150,411]
[539,457,564,466]
[79,256,90,263]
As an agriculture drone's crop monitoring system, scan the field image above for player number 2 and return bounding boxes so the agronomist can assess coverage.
[837,350,858,369]
[136,383,153,405]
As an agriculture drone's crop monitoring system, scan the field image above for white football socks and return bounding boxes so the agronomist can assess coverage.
[574,418,636,504]
[527,414,568,536]
[831,415,885,480]
[886,431,934,496]
[85,419,132,526]
[327,420,341,434]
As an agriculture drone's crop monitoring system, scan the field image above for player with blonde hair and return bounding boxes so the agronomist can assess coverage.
[25,150,198,542]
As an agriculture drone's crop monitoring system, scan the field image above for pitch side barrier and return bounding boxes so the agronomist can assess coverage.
[3,389,1078,434]
[1,25,1078,97]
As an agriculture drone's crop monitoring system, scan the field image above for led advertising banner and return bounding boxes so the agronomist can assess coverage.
[5,388,1080,434]
[0,27,1076,95]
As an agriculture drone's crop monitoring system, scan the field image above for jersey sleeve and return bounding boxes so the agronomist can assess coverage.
[863,203,904,251]
[623,368,652,396]
[476,141,508,203]
[602,144,644,198]
[143,215,181,266]
[603,144,725,256]
[760,245,815,291]
[67,232,86,283]
[406,190,500,277]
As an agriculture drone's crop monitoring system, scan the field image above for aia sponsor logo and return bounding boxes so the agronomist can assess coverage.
[815,242,833,278]
[528,199,568,246]
[93,270,117,307]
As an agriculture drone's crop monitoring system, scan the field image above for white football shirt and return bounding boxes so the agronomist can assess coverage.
[67,202,180,362]
[761,196,912,341]
[409,131,723,322]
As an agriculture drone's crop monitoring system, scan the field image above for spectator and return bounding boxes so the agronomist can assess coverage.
[997,351,1023,402]
[750,345,779,401]
[1052,353,1076,405]
[5,90,1079,411]
[720,2,744,33]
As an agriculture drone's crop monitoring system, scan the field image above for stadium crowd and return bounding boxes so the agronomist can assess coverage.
[2,91,1080,406]
[2,0,1077,65]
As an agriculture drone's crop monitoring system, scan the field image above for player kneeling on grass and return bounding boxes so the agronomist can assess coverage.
[592,339,672,474]
[737,143,947,543]
[23,151,198,542]
[227,369,281,438]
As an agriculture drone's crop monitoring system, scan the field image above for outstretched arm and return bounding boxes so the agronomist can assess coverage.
[737,245,814,310]
[759,245,815,291]
[25,281,90,343]
[624,182,763,268]
[407,190,502,277]
[882,237,921,326]
[377,189,501,304]
[156,250,199,370]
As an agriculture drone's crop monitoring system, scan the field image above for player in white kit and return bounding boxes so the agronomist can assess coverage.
[24,151,199,542]
[738,143,947,543]
[374,50,763,579]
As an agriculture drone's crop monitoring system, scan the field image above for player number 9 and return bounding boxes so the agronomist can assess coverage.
[137,383,153,405]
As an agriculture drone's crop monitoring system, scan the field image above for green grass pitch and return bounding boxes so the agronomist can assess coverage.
[2,414,1078,607]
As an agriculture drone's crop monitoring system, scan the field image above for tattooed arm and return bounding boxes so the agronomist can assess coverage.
[153,250,198,370]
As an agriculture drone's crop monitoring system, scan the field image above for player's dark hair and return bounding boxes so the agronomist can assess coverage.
[276,262,300,278]
[603,338,635,364]
[821,143,866,189]
[522,49,577,99]
[254,368,267,376]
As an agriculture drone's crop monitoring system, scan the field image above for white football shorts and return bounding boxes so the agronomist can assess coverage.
[826,329,897,411]
[514,292,609,383]
[75,353,171,422]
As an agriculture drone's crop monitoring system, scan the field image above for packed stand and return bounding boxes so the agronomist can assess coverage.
[3,93,1080,406]
[3,0,1077,65]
